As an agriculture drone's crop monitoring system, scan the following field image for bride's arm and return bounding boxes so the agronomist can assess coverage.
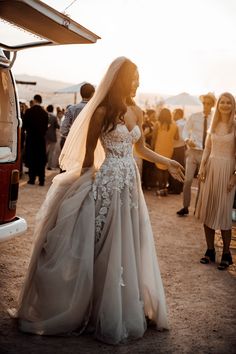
[134,106,175,165]
[134,106,184,182]
[82,106,105,168]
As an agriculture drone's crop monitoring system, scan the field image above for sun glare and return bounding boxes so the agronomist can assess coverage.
[2,0,236,96]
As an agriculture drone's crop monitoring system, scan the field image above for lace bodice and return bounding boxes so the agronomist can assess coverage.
[100,124,141,158]
[92,124,141,242]
[210,128,235,160]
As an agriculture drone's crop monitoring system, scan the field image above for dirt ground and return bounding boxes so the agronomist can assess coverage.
[0,170,236,354]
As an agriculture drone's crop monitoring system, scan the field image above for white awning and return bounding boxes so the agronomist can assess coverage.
[0,0,100,46]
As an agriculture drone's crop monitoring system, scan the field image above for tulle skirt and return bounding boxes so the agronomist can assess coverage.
[16,167,168,344]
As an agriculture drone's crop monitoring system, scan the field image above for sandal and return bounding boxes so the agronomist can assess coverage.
[217,252,233,270]
[200,248,215,264]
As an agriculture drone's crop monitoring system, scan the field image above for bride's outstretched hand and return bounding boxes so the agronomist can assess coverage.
[168,160,185,182]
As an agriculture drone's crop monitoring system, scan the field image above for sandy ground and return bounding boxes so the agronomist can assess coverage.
[0,170,236,354]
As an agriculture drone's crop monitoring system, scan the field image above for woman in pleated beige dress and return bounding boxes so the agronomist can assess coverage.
[195,92,236,270]
[10,57,184,344]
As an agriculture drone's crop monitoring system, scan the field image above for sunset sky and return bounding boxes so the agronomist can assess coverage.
[1,0,236,96]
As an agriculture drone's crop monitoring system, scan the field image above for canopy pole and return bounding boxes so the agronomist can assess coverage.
[74,92,77,104]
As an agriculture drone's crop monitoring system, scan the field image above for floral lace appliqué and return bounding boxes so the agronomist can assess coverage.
[93,124,141,243]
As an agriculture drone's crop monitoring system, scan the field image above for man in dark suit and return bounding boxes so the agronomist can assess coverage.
[23,94,48,186]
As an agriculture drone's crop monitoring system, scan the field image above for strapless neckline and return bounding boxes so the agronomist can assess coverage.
[117,123,139,134]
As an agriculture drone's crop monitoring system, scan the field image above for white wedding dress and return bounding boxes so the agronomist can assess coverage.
[17,123,168,344]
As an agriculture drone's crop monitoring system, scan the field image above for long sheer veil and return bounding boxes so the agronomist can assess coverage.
[59,56,128,173]
[16,57,129,310]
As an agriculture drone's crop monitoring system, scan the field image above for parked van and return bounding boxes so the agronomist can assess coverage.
[0,48,27,241]
[0,0,100,242]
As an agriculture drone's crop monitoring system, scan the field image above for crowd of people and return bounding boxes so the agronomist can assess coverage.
[20,97,185,192]
[13,56,236,344]
[19,83,95,183]
[20,87,186,192]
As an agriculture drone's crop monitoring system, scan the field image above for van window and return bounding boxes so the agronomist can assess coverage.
[0,69,18,162]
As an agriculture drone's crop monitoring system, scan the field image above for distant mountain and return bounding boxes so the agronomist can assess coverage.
[137,92,168,108]
[14,74,164,109]
[15,74,79,107]
[14,75,201,118]
[15,74,73,92]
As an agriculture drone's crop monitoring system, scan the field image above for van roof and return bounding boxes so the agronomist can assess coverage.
[0,0,100,46]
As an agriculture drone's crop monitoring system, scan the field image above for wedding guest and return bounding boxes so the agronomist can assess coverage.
[23,94,48,186]
[60,83,95,149]
[45,105,60,170]
[19,101,28,177]
[168,108,186,194]
[142,109,158,189]
[195,92,236,270]
[152,108,179,196]
[177,93,216,215]
[51,108,65,169]
[143,109,156,146]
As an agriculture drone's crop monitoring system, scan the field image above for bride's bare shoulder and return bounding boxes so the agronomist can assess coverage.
[90,106,107,127]
[131,104,143,125]
[131,104,142,117]
[94,105,107,116]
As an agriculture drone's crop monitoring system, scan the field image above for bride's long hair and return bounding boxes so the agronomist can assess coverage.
[59,57,135,172]
[210,92,236,133]
[100,59,137,133]
[16,57,139,311]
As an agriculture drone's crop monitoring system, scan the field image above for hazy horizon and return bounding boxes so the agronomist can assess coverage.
[14,72,204,98]
[2,0,236,96]
[15,73,202,117]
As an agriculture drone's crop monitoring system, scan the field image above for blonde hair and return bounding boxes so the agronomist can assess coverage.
[210,92,235,133]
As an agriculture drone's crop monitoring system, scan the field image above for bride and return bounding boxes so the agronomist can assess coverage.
[13,57,184,344]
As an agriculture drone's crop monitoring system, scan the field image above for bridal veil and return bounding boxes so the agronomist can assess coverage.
[16,57,130,310]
